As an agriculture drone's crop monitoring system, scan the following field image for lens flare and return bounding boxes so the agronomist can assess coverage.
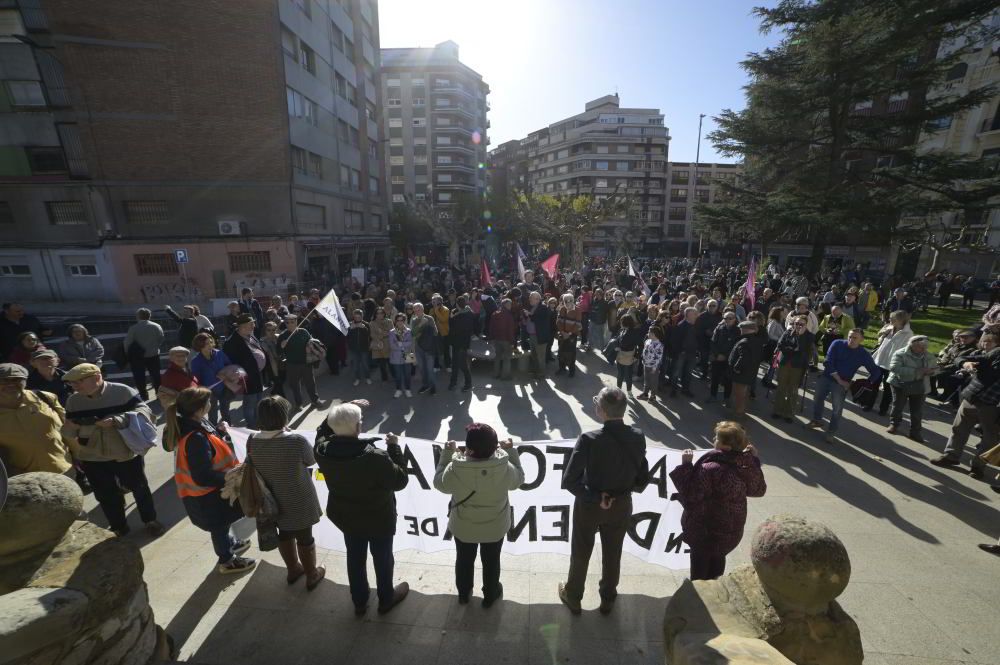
[472,131,482,144]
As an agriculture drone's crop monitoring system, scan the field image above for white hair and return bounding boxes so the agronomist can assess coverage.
[327,403,362,436]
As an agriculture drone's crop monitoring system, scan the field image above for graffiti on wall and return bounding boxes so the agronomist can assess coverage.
[234,275,292,296]
[140,281,203,303]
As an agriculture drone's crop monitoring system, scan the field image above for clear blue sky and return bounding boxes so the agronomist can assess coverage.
[377,0,782,162]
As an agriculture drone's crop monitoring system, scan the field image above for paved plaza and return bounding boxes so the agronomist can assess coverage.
[82,353,1000,665]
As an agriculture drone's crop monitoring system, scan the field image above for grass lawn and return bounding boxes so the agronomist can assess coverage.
[860,306,984,355]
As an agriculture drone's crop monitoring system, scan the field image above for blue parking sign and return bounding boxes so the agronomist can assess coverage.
[175,249,189,264]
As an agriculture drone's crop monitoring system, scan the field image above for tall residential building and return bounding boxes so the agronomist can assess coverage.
[0,0,388,305]
[489,94,670,257]
[380,41,489,210]
[665,161,741,257]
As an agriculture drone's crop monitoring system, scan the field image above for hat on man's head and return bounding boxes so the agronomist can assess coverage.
[959,328,978,337]
[63,363,101,382]
[168,346,190,355]
[0,363,28,380]
[235,314,255,326]
[30,350,58,361]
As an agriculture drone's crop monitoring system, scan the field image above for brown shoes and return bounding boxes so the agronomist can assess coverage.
[378,582,410,614]
[558,582,581,615]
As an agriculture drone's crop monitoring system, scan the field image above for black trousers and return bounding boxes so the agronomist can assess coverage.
[455,537,503,599]
[710,360,731,399]
[450,345,471,388]
[81,456,157,532]
[689,546,726,581]
[130,355,161,398]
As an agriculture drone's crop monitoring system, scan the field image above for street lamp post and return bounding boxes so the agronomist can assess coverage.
[694,113,705,258]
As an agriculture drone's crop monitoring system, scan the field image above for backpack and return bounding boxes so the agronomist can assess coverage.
[305,338,327,365]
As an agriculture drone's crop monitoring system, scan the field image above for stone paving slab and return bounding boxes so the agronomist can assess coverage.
[80,351,1000,664]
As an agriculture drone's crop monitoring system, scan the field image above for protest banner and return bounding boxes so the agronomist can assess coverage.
[230,429,700,570]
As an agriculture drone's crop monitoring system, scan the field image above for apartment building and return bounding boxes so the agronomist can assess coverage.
[0,0,388,305]
[488,94,670,257]
[380,41,489,210]
[664,161,741,256]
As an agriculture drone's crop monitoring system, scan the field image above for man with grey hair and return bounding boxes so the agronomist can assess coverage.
[668,307,700,398]
[559,386,650,615]
[124,307,164,401]
[314,400,410,615]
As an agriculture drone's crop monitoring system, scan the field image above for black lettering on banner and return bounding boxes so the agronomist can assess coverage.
[421,518,439,537]
[664,531,689,554]
[404,515,419,536]
[647,455,670,499]
[431,444,443,467]
[541,505,570,542]
[401,445,430,489]
[627,511,661,550]
[507,505,537,542]
[443,527,453,541]
[516,445,545,491]
[546,446,573,474]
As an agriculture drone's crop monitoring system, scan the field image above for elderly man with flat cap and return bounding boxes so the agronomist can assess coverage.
[62,363,163,537]
[0,362,72,477]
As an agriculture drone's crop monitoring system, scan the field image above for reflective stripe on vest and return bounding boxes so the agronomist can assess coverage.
[174,430,238,498]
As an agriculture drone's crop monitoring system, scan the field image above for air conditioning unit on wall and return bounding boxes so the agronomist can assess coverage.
[218,220,243,236]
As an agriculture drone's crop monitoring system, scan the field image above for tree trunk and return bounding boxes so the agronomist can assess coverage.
[449,240,460,266]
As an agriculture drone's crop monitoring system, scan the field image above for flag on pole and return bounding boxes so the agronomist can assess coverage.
[540,253,560,280]
[516,253,526,282]
[627,256,638,278]
[315,288,349,335]
[636,274,651,298]
[745,255,757,312]
[480,257,493,286]
[515,243,527,261]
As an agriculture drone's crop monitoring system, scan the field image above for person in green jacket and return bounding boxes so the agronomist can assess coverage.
[279,314,319,412]
[433,423,524,607]
[887,335,936,442]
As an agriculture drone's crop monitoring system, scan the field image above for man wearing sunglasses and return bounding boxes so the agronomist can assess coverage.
[771,316,815,422]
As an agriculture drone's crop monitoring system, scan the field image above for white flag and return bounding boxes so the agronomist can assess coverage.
[517,254,526,282]
[628,256,638,278]
[315,288,348,335]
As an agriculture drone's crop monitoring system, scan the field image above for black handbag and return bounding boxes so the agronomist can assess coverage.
[602,332,621,365]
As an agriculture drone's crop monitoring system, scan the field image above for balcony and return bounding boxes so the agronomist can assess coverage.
[432,104,475,119]
[433,85,475,100]
[434,181,476,190]
[435,161,476,172]
[434,124,473,136]
[434,143,475,154]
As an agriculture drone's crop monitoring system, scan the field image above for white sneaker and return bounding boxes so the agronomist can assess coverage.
[366,378,372,385]
[405,390,413,397]
[353,380,360,386]
[394,390,402,398]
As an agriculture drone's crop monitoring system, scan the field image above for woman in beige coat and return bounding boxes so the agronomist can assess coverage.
[368,307,392,382]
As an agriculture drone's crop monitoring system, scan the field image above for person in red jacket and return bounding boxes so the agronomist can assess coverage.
[488,298,517,380]
[669,421,767,581]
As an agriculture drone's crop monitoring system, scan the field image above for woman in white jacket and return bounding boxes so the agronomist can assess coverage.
[433,423,524,607]
[870,310,914,415]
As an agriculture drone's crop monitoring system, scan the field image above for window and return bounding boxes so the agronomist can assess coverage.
[338,119,349,143]
[696,170,712,184]
[345,210,363,229]
[293,0,311,18]
[414,154,427,164]
[308,152,322,178]
[125,201,169,225]
[596,145,609,154]
[695,188,710,203]
[296,202,326,229]
[669,206,687,220]
[368,176,379,194]
[438,174,452,183]
[413,97,425,106]
[595,178,608,188]
[0,202,11,224]
[438,192,452,202]
[281,27,297,60]
[411,78,425,87]
[437,155,452,164]
[346,83,357,107]
[298,43,316,75]
[391,175,405,184]
[331,23,343,52]
[351,168,361,190]
[595,161,608,171]
[344,38,354,62]
[6,81,45,108]
[388,117,402,128]
[437,136,452,145]
[390,156,404,165]
[386,78,400,87]
[616,144,630,153]
[372,213,383,231]
[671,170,689,184]
[368,139,378,159]
[387,97,401,106]
[229,251,272,273]
[616,161,629,171]
[341,165,351,187]
[0,263,31,277]
[291,146,307,175]
[670,188,688,201]
[62,256,99,277]
[349,127,359,148]
[667,224,685,238]
[412,117,426,127]
[927,116,952,130]
[286,88,318,126]
[46,201,87,225]
[366,101,377,121]
[27,148,67,174]
[392,194,405,203]
[134,253,178,276]
[336,73,347,98]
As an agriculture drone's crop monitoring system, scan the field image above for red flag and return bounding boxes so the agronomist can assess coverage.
[540,253,560,280]
[480,257,493,286]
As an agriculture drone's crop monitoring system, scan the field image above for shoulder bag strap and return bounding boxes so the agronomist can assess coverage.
[447,490,476,516]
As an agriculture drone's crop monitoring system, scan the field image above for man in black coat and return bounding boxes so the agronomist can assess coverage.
[448,295,476,391]
[0,302,50,360]
[729,321,763,419]
[239,288,266,332]
[668,308,700,397]
[221,315,265,428]
[314,401,410,615]
[559,387,649,615]
[527,292,553,379]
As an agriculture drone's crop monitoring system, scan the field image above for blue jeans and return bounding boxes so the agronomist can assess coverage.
[668,351,696,390]
[349,350,370,381]
[391,362,411,390]
[344,534,395,608]
[590,322,607,352]
[415,346,435,390]
[241,391,263,429]
[812,374,847,433]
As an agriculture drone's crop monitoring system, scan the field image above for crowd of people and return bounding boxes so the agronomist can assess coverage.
[2,252,1000,614]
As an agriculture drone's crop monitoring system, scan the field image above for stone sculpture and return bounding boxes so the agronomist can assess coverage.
[0,472,172,665]
[663,514,863,664]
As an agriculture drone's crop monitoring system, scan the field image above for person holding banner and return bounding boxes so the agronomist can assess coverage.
[670,421,766,581]
[559,387,650,615]
[433,423,524,607]
[314,403,410,615]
